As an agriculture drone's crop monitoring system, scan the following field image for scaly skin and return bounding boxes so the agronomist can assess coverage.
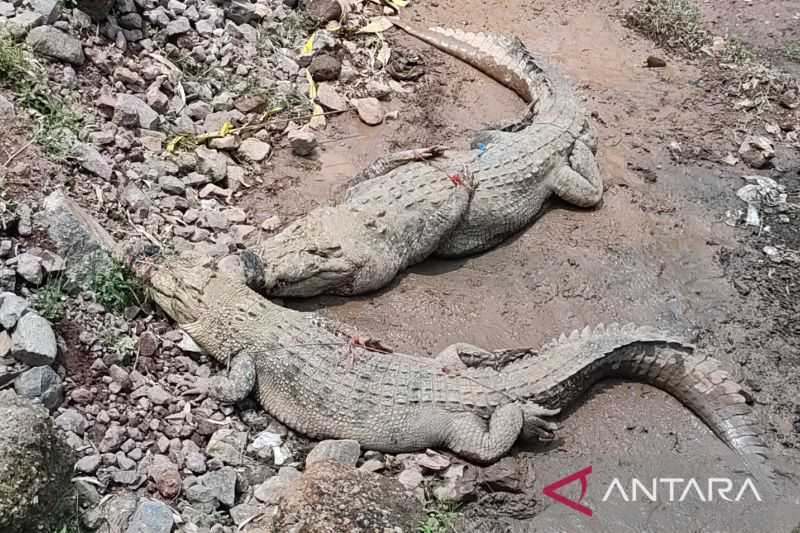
[244,23,603,297]
[147,261,772,484]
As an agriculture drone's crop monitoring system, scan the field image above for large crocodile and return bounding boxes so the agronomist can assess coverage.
[145,259,772,483]
[246,23,603,297]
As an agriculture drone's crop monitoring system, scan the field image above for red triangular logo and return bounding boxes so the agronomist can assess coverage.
[543,466,593,516]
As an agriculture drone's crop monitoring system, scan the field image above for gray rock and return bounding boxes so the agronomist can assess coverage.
[306,0,341,22]
[0,390,74,533]
[26,26,85,66]
[54,408,88,435]
[14,253,43,285]
[316,83,347,112]
[186,467,237,507]
[185,451,207,474]
[306,439,360,467]
[0,2,15,18]
[114,94,159,129]
[4,11,43,40]
[0,94,14,118]
[353,97,383,125]
[76,0,113,21]
[29,0,61,24]
[196,146,229,181]
[0,293,28,329]
[158,175,185,195]
[288,128,317,156]
[739,135,775,169]
[224,0,260,24]
[165,16,190,37]
[111,469,140,485]
[206,428,247,466]
[11,313,57,366]
[13,366,63,410]
[0,330,10,359]
[99,424,126,452]
[42,190,116,287]
[203,110,245,133]
[148,454,181,498]
[254,466,301,504]
[75,454,101,474]
[238,138,271,161]
[72,142,113,179]
[126,498,174,533]
[146,385,172,405]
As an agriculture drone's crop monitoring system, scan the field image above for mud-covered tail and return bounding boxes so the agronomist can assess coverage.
[502,323,774,487]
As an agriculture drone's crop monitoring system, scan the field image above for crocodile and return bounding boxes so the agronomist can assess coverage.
[146,259,772,483]
[246,23,603,297]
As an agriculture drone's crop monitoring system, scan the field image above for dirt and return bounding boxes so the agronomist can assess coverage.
[236,0,800,529]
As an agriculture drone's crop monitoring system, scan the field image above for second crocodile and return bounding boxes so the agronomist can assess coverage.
[248,23,604,297]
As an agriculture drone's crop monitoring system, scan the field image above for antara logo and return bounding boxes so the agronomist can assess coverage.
[542,466,593,517]
[543,466,763,517]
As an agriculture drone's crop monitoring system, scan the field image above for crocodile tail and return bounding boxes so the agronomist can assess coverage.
[507,323,774,486]
[392,20,542,103]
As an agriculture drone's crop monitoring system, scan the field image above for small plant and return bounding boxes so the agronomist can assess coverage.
[784,41,800,62]
[88,259,140,313]
[101,333,136,366]
[418,503,458,533]
[33,275,69,322]
[625,0,710,53]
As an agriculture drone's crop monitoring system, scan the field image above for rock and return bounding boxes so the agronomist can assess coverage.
[274,461,423,532]
[0,2,14,18]
[234,94,266,114]
[308,53,341,81]
[146,385,172,405]
[77,0,113,20]
[165,16,190,37]
[288,128,317,156]
[224,0,260,24]
[254,466,301,504]
[353,97,383,125]
[206,428,247,466]
[72,142,113,179]
[0,330,11,359]
[188,467,237,507]
[414,449,450,471]
[54,408,88,436]
[0,391,74,533]
[159,175,185,195]
[196,146,229,181]
[306,0,342,22]
[137,331,159,357]
[316,83,347,112]
[306,439,360,467]
[4,11,43,40]
[14,253,44,285]
[114,94,159,129]
[0,94,14,118]
[13,366,63,410]
[0,293,28,329]
[738,136,775,169]
[11,313,57,366]
[75,454,101,474]
[98,424,126,452]
[185,451,207,474]
[42,190,117,287]
[366,79,392,100]
[238,138,271,161]
[148,454,181,499]
[477,456,535,493]
[397,467,423,490]
[26,26,85,66]
[126,498,174,533]
[203,110,245,133]
[646,55,667,68]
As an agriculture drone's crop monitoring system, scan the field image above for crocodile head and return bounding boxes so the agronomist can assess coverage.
[144,259,215,325]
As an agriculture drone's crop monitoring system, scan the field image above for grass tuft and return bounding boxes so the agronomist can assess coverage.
[625,0,710,53]
[33,275,69,322]
[88,259,141,313]
[418,503,458,533]
[0,35,80,158]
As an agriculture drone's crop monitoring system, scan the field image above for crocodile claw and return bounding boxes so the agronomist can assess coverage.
[521,403,560,441]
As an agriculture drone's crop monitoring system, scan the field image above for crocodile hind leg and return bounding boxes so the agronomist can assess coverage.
[441,404,524,463]
[208,353,256,403]
[549,140,603,207]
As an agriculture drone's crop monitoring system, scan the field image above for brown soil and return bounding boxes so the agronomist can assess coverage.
[243,0,799,529]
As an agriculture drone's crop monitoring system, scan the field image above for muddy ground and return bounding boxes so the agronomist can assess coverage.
[246,0,800,529]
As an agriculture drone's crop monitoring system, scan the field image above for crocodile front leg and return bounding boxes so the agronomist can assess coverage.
[349,145,446,187]
[434,343,531,370]
[208,352,256,403]
[549,140,603,207]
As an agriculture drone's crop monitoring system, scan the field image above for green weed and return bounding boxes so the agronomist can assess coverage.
[33,275,69,322]
[418,503,458,533]
[625,0,710,53]
[88,259,140,313]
